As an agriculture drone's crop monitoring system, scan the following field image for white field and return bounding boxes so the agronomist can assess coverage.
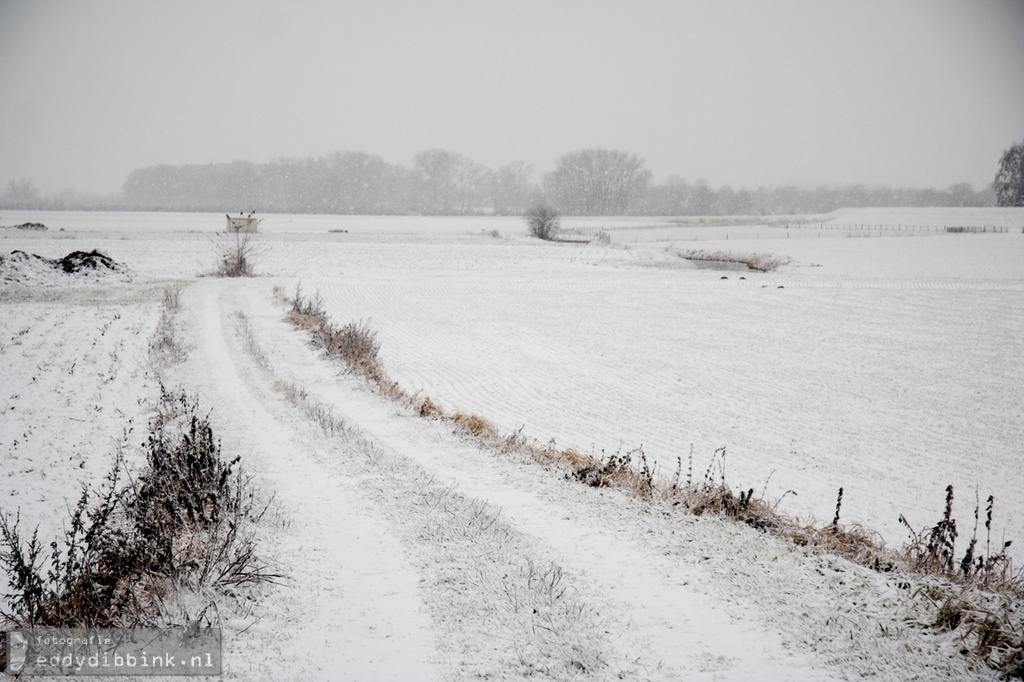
[1,207,1022,680]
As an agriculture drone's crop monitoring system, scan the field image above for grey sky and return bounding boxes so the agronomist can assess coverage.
[1,0,1022,196]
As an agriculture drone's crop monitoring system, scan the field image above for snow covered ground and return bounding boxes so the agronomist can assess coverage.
[2,208,1022,680]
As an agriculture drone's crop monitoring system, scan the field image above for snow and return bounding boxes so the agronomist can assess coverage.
[290,234,1024,561]
[0,295,160,545]
[2,208,1021,680]
[173,282,437,680]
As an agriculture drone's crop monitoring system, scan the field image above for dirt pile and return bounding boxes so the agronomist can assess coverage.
[53,250,121,273]
[0,249,131,286]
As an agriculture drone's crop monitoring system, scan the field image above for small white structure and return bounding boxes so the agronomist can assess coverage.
[226,214,261,233]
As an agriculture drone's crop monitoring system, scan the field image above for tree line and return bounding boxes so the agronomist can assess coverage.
[4,144,1019,215]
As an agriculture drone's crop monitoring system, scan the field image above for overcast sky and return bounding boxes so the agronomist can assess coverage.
[1,0,1022,196]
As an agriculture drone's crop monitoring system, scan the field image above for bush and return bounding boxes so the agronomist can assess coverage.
[214,232,260,277]
[524,204,560,241]
[288,285,388,385]
[0,388,274,630]
[327,321,381,371]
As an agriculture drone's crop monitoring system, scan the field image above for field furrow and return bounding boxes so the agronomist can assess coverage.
[306,264,1023,556]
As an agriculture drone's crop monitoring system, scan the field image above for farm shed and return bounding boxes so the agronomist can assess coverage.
[226,214,261,233]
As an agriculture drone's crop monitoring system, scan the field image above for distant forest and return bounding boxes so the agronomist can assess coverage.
[1,148,996,216]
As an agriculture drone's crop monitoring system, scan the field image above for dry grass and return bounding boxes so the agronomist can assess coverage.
[898,486,1020,592]
[677,248,792,272]
[451,412,500,439]
[161,286,181,310]
[288,285,388,385]
[418,396,444,418]
[278,285,1023,677]
[788,524,893,571]
[149,286,187,365]
[572,447,654,498]
[559,448,592,471]
[272,378,349,437]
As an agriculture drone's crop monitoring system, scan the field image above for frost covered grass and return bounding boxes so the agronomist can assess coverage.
[676,247,792,271]
[287,283,402,399]
[234,310,350,438]
[282,283,1024,676]
[149,286,186,365]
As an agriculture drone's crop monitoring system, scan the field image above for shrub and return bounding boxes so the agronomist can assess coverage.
[129,389,241,571]
[0,388,274,631]
[524,204,560,241]
[0,474,128,628]
[327,321,381,370]
[287,285,391,386]
[214,232,260,277]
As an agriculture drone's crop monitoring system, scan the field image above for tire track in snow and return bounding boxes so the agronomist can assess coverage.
[173,280,438,681]
[244,285,857,681]
[202,283,632,680]
[248,281,999,680]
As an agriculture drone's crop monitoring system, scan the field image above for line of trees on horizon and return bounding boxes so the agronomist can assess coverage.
[1,147,1007,216]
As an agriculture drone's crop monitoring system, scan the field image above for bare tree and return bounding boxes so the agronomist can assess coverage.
[3,178,41,209]
[544,149,651,215]
[414,149,489,214]
[492,161,536,215]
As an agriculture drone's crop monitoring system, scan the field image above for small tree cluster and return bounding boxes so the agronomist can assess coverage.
[215,232,259,277]
[524,204,560,241]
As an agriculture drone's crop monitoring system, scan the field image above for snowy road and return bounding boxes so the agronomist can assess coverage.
[175,280,437,680]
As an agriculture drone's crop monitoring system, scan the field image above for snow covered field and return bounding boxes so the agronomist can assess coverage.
[2,207,1022,680]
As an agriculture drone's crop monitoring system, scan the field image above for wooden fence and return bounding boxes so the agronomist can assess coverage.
[775,223,1011,233]
[944,225,1009,233]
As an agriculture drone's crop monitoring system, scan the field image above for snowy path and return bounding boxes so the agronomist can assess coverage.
[161,278,998,681]
[238,286,826,680]
[171,280,438,680]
